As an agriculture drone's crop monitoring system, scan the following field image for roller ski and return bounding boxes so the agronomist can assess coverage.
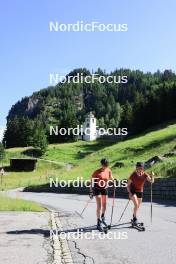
[131,217,145,231]
[97,219,108,234]
[101,216,111,231]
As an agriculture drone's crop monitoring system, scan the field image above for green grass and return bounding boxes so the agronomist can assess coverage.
[0,158,63,190]
[43,121,176,180]
[1,120,176,190]
[44,139,114,164]
[0,194,46,211]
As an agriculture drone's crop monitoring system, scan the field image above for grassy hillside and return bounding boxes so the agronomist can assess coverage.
[48,121,176,180]
[1,121,176,190]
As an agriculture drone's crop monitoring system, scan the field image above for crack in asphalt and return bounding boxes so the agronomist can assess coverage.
[70,239,95,264]
[64,216,95,264]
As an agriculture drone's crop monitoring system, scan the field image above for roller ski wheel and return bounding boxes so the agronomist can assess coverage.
[103,227,108,234]
[137,225,145,231]
[97,225,108,234]
[97,220,108,234]
[101,217,111,230]
[97,221,107,233]
[131,219,145,231]
[97,224,104,232]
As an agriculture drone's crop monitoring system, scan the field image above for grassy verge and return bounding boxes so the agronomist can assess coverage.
[0,194,46,211]
[0,159,63,190]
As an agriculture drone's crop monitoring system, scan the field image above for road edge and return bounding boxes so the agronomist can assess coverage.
[51,211,74,264]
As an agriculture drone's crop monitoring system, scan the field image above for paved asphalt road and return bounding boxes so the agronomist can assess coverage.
[8,190,176,264]
[0,212,52,264]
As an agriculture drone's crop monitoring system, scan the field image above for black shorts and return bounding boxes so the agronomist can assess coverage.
[131,191,143,198]
[93,188,108,196]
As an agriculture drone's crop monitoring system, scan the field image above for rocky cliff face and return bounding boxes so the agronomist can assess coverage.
[8,95,44,120]
[26,97,39,114]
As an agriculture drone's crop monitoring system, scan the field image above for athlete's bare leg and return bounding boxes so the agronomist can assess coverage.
[95,195,101,219]
[137,198,142,212]
[101,195,107,216]
[131,194,139,218]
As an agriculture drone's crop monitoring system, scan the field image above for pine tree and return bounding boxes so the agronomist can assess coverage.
[32,125,48,155]
[0,143,5,160]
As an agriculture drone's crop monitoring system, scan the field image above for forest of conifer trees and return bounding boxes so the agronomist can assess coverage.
[3,68,176,148]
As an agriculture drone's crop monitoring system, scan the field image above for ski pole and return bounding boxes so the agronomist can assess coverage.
[108,185,116,228]
[151,182,153,224]
[118,199,130,222]
[150,172,154,224]
[75,198,92,218]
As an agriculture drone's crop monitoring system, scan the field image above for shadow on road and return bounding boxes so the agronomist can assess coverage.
[53,222,132,234]
[6,229,50,237]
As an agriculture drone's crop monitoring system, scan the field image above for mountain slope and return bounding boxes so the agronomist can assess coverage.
[4,68,176,146]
